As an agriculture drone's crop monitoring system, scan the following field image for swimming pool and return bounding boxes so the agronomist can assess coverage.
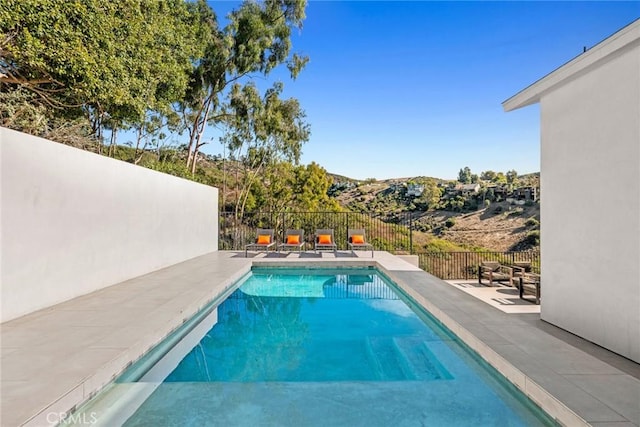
[64,267,557,426]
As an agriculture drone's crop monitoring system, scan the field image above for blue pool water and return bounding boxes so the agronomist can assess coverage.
[110,268,557,426]
[165,271,452,383]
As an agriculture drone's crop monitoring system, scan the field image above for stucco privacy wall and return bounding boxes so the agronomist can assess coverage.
[0,127,218,322]
[539,41,640,362]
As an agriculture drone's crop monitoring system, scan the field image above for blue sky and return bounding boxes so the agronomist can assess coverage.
[202,1,640,180]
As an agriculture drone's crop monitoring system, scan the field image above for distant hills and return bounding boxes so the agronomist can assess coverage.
[326,173,540,252]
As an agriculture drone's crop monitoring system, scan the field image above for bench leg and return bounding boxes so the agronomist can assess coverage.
[519,278,524,299]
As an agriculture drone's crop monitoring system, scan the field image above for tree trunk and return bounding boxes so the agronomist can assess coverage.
[108,127,117,157]
[185,91,213,169]
[190,97,212,174]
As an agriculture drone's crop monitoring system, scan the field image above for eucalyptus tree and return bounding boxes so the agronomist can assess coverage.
[223,81,310,221]
[108,0,210,156]
[179,0,308,173]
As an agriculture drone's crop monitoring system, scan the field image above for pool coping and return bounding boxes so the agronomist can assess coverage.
[1,251,638,426]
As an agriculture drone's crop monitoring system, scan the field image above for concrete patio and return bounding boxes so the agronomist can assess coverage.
[1,251,638,426]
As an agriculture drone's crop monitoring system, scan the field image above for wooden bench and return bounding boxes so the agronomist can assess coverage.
[478,261,514,287]
[518,273,541,304]
[511,261,532,280]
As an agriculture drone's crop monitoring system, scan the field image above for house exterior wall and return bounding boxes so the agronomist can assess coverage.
[0,128,219,322]
[539,43,640,362]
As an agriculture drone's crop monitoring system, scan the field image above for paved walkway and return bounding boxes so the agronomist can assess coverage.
[445,280,541,314]
[1,251,638,426]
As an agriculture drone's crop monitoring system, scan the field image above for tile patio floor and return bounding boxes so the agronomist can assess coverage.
[1,251,638,426]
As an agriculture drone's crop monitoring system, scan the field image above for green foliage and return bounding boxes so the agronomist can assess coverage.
[525,217,540,227]
[223,80,311,219]
[444,218,456,228]
[412,178,442,210]
[179,0,309,173]
[506,169,519,185]
[146,160,194,181]
[0,88,100,150]
[524,230,540,246]
[518,173,540,188]
[493,172,507,184]
[422,238,468,253]
[290,162,340,212]
[1,0,206,127]
[507,207,524,217]
[440,195,470,212]
[0,89,47,133]
[457,166,472,184]
[480,170,497,181]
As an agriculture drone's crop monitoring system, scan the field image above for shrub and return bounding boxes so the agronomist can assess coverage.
[445,218,456,228]
[525,217,540,227]
[524,230,540,246]
[423,238,467,252]
[507,207,524,217]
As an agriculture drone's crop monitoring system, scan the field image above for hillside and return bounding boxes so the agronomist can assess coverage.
[414,203,539,252]
[331,179,540,252]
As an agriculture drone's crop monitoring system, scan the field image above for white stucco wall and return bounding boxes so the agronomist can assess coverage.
[539,43,640,362]
[0,128,219,322]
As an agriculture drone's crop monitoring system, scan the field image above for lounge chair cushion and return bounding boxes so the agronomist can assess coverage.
[286,235,300,245]
[351,235,365,244]
[318,234,332,244]
[257,234,271,244]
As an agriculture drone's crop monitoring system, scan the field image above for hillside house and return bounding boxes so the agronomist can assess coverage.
[486,185,508,200]
[406,183,425,197]
[512,186,538,202]
[503,19,640,363]
[455,183,480,196]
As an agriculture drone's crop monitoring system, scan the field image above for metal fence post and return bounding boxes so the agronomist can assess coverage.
[409,213,413,254]
[464,252,468,280]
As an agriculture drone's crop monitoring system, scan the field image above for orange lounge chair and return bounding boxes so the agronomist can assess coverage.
[245,228,276,257]
[314,229,337,253]
[278,229,305,252]
[348,228,374,257]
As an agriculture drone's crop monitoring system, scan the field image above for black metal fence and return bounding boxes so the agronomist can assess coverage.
[219,210,540,280]
[419,251,540,280]
[220,211,413,252]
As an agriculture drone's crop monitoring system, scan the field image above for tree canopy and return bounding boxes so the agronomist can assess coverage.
[1,0,207,132]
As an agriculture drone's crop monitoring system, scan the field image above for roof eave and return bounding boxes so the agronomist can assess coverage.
[502,18,640,112]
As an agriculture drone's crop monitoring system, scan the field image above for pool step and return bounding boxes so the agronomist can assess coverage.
[366,337,452,381]
[392,337,452,380]
[366,337,413,380]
